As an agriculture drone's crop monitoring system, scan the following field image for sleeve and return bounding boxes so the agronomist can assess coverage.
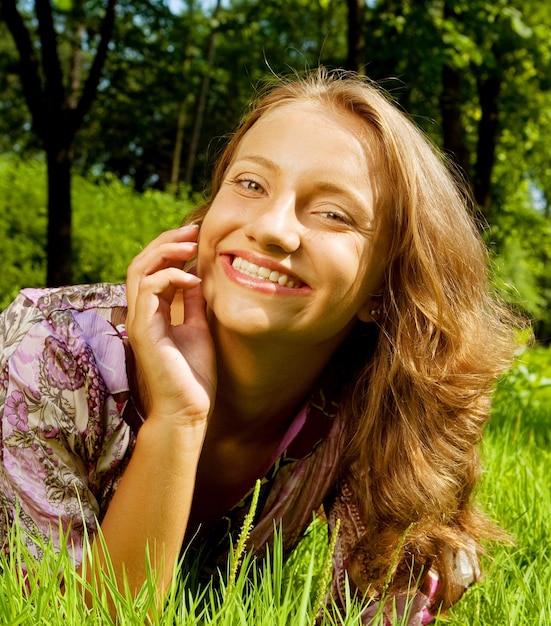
[0,291,129,567]
[324,478,437,626]
[323,477,480,625]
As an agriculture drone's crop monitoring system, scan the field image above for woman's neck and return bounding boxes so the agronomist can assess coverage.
[209,324,338,442]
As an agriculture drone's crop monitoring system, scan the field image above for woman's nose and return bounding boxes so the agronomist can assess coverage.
[243,193,302,253]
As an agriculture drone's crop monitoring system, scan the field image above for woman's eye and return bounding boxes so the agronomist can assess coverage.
[319,210,350,224]
[233,178,265,194]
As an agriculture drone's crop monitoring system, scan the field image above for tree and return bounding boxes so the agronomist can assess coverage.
[356,1,547,206]
[184,0,222,186]
[71,0,206,192]
[355,0,551,337]
[175,0,348,188]
[346,0,365,73]
[1,0,116,285]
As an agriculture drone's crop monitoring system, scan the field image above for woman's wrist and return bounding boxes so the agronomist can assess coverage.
[135,412,208,461]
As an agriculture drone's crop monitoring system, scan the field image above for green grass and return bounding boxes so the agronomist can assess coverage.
[440,344,551,625]
[445,447,551,624]
[1,345,550,624]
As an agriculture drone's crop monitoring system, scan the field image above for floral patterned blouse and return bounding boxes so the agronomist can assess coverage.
[0,284,473,624]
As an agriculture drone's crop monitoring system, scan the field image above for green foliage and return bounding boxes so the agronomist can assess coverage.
[71,173,196,285]
[486,175,551,337]
[0,155,195,309]
[1,0,551,331]
[492,344,551,436]
[0,157,47,307]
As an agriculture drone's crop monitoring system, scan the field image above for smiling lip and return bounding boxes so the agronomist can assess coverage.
[222,254,308,290]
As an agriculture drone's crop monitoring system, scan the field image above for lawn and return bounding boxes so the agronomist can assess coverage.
[0,346,549,625]
[441,344,551,625]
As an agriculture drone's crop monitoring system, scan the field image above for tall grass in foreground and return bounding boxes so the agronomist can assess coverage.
[441,345,551,625]
[0,346,550,625]
[0,513,369,625]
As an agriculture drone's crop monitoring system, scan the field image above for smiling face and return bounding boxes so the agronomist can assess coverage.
[197,101,388,352]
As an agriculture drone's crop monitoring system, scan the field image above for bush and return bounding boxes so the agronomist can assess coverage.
[0,156,48,308]
[0,155,196,309]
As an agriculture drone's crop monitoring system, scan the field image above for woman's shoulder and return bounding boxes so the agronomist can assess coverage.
[0,283,129,392]
[1,281,125,336]
[0,284,133,557]
[19,282,127,315]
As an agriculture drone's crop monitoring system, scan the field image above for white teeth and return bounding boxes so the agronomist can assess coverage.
[231,256,300,288]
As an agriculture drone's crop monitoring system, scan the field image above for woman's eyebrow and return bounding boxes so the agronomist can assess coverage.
[231,155,281,173]
[314,180,356,197]
[315,180,374,214]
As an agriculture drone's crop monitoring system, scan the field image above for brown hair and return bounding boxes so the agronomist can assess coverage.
[186,68,519,610]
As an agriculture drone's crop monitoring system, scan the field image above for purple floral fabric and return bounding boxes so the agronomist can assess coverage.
[0,284,452,624]
[0,284,132,562]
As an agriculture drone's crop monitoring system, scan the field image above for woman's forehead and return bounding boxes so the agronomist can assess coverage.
[252,99,369,136]
[233,101,377,166]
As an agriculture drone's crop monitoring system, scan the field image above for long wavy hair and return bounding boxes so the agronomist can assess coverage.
[185,68,519,610]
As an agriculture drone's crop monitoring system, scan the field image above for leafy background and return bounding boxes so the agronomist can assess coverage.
[0,156,195,309]
[0,0,550,340]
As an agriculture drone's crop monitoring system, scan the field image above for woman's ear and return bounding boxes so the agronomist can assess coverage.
[357,296,384,323]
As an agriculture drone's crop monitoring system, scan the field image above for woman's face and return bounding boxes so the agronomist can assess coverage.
[197,101,389,350]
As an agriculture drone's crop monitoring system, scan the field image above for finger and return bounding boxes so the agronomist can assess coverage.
[129,224,199,270]
[127,239,198,312]
[127,268,201,331]
[180,283,209,330]
[126,226,199,325]
[140,224,200,254]
[148,224,200,246]
[127,241,197,275]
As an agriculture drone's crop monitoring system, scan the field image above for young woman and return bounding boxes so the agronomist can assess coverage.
[0,69,518,623]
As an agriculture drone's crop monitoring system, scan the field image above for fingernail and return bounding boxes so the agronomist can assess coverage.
[187,274,202,284]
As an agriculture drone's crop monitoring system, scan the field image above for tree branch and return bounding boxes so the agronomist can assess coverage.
[1,0,45,134]
[73,0,117,131]
[35,0,65,111]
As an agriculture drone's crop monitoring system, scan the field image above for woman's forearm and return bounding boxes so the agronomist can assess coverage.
[80,416,206,609]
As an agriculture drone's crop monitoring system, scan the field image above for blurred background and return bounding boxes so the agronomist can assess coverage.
[1,0,550,342]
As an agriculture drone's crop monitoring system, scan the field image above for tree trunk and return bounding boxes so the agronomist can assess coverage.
[184,0,221,186]
[440,63,471,184]
[439,0,472,191]
[169,1,194,196]
[2,0,117,287]
[474,72,501,214]
[170,99,188,196]
[346,0,365,74]
[46,142,73,286]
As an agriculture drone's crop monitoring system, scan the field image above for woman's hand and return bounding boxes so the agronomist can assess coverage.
[125,225,216,427]
[81,226,215,613]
